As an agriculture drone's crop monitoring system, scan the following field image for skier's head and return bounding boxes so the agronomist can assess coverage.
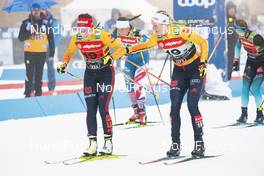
[77,13,94,37]
[151,11,171,35]
[116,17,131,36]
[234,19,248,37]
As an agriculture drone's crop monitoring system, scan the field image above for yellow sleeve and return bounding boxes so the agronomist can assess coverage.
[101,31,127,60]
[129,33,157,53]
[180,27,208,63]
[63,35,78,63]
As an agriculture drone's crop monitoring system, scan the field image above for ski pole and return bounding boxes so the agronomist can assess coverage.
[111,95,117,124]
[199,34,223,94]
[140,53,165,125]
[125,59,170,86]
[207,34,224,63]
[170,56,173,78]
[154,54,170,87]
[66,71,82,80]
[152,55,170,99]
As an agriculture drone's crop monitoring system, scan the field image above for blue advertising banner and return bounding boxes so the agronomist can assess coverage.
[173,0,216,20]
[173,0,226,70]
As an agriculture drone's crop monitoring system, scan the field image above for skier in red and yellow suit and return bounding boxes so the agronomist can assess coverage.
[123,11,209,158]
[57,13,126,156]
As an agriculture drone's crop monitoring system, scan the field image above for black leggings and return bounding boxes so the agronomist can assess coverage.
[84,65,115,138]
[24,52,46,97]
[170,59,204,143]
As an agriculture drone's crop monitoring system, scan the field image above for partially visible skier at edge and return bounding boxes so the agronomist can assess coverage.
[233,19,264,125]
[115,11,209,158]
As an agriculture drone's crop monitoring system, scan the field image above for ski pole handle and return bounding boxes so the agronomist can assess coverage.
[66,71,82,80]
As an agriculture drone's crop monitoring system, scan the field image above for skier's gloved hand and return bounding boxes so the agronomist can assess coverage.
[57,62,67,74]
[198,62,207,78]
[233,59,240,71]
[103,55,113,65]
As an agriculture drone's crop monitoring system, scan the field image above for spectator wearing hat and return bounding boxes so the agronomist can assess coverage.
[18,3,55,97]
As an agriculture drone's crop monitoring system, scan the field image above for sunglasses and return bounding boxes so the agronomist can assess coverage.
[235,28,246,35]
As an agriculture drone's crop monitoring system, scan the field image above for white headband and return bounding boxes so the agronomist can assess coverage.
[116,20,130,28]
[151,13,170,25]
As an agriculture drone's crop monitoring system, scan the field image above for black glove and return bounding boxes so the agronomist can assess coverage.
[233,59,240,71]
[57,62,67,74]
[198,62,207,78]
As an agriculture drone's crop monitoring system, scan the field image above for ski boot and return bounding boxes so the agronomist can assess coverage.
[83,137,97,157]
[254,107,264,124]
[127,104,140,124]
[191,140,205,158]
[138,109,147,126]
[166,142,181,158]
[99,136,113,155]
[237,107,248,124]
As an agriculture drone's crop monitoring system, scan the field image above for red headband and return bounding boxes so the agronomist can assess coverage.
[77,17,93,28]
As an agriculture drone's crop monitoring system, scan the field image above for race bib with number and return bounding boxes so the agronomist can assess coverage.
[157,37,196,62]
[76,41,110,61]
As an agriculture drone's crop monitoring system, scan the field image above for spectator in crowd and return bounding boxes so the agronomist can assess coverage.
[249,15,263,35]
[18,3,55,97]
[226,1,238,80]
[40,8,61,92]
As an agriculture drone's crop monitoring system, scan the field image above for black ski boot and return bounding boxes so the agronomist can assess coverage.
[191,140,205,158]
[166,142,181,158]
[254,107,264,124]
[237,107,248,124]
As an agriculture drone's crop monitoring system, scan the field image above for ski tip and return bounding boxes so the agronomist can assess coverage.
[164,155,221,165]
[44,161,50,164]
[194,155,222,159]
[163,160,180,165]
[44,160,61,165]
[212,122,253,129]
[193,155,222,161]
[63,162,70,166]
[243,123,264,128]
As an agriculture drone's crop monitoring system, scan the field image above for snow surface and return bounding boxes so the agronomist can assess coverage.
[205,64,232,98]
[1,97,264,176]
